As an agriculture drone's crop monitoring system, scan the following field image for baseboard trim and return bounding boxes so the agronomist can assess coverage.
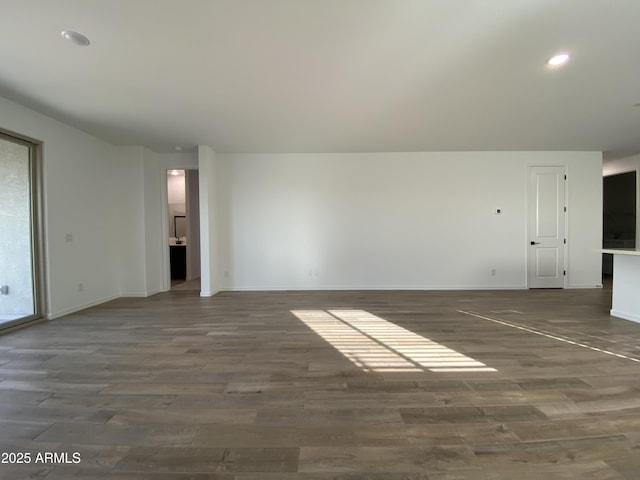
[121,289,163,298]
[47,288,169,319]
[219,285,529,292]
[47,294,121,320]
[610,309,640,323]
[200,290,219,297]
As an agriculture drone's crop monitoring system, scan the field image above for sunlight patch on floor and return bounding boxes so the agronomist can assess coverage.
[292,309,496,373]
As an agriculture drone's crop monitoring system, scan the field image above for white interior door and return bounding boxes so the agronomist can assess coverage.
[528,166,566,288]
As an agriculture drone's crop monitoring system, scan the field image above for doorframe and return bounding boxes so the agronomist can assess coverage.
[160,169,171,292]
[0,129,47,332]
[160,166,200,292]
[526,164,568,289]
[602,169,639,280]
[602,169,639,248]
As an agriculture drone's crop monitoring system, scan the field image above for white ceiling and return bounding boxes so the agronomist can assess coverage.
[1,0,639,157]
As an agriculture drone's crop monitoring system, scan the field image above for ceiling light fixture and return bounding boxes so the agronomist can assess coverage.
[170,170,180,176]
[547,53,570,66]
[61,30,91,46]
[174,146,183,151]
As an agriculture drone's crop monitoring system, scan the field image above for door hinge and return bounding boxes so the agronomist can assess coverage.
[564,206,567,212]
[564,175,567,180]
[563,270,566,276]
[564,238,566,244]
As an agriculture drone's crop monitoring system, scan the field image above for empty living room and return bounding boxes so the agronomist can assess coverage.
[1,1,640,479]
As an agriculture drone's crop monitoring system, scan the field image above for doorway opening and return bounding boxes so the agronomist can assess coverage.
[602,171,637,282]
[167,169,201,291]
[0,131,45,332]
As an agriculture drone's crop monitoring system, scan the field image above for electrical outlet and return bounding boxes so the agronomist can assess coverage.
[0,285,8,295]
[491,269,496,276]
[78,282,84,292]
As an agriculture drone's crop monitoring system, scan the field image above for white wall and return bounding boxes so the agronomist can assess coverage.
[199,145,221,296]
[167,172,186,238]
[141,148,165,296]
[0,92,604,322]
[167,172,186,204]
[212,151,602,290]
[0,96,201,315]
[566,155,605,286]
[0,96,140,318]
[603,154,640,176]
[114,146,146,296]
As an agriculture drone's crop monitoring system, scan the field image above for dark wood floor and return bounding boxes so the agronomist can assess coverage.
[2,285,640,479]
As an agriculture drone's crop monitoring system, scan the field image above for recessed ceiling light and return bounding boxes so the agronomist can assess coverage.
[61,31,90,46]
[170,170,180,176]
[547,53,570,66]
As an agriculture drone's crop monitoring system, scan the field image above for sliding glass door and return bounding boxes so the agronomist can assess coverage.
[0,131,43,331]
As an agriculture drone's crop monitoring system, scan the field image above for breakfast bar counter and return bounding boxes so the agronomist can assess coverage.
[601,249,640,323]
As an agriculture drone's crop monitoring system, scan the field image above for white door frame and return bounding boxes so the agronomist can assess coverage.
[527,165,568,289]
[160,166,200,292]
[0,130,46,330]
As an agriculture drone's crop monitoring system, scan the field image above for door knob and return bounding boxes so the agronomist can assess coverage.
[530,241,540,245]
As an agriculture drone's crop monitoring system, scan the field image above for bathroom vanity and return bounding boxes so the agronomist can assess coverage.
[170,243,186,280]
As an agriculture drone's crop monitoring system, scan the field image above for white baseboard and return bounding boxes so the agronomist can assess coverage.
[200,290,219,297]
[220,284,528,292]
[47,294,120,320]
[121,289,163,298]
[47,288,169,319]
[45,283,601,320]
[610,309,640,323]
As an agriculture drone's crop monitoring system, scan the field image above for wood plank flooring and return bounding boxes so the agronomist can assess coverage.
[1,286,640,479]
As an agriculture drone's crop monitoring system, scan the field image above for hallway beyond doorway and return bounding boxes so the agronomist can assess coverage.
[170,277,201,291]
